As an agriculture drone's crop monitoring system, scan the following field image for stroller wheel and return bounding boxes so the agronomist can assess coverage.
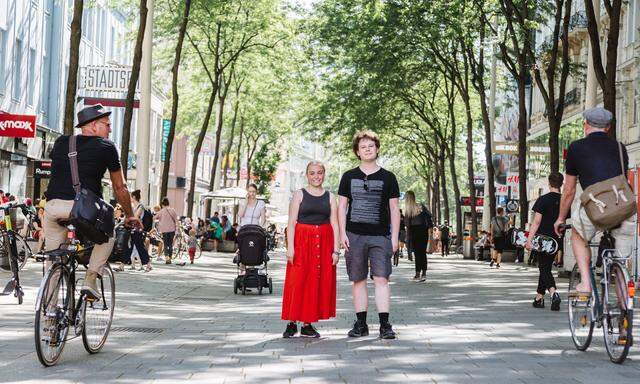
[268,278,273,294]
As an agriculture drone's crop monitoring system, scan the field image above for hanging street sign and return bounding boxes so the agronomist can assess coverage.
[79,65,139,93]
[161,119,171,162]
[0,112,37,138]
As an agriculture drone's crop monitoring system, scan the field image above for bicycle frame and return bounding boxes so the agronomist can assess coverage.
[1,205,24,302]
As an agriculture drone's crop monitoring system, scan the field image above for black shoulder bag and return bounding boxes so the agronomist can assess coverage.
[68,135,115,244]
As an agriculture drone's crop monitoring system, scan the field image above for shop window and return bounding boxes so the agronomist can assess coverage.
[0,29,5,94]
[27,48,36,106]
[12,38,23,101]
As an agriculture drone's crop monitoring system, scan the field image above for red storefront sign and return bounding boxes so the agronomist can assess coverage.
[0,112,37,138]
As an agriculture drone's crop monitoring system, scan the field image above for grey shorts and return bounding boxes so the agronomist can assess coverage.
[345,231,393,282]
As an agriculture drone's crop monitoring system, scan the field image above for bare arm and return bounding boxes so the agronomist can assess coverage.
[259,204,266,227]
[286,191,302,262]
[554,174,577,236]
[329,193,340,264]
[109,169,141,229]
[526,212,543,250]
[238,203,247,221]
[338,195,349,250]
[389,197,400,252]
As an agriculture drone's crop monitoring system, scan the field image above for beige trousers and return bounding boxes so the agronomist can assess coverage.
[43,199,114,274]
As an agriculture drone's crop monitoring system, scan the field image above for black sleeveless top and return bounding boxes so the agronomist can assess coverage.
[297,189,331,224]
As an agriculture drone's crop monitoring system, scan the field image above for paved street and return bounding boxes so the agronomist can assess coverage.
[1,251,639,383]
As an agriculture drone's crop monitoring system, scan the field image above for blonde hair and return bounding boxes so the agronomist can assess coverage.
[404,190,421,218]
[306,161,326,174]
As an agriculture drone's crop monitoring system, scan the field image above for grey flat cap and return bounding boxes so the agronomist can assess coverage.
[582,107,613,128]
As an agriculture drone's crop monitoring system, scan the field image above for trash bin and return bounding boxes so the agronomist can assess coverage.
[463,235,475,259]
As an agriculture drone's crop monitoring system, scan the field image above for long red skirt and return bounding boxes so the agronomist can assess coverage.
[281,223,336,323]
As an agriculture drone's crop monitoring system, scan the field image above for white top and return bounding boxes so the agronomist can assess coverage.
[240,200,265,227]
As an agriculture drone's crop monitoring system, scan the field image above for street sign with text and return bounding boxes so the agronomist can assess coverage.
[161,119,171,162]
[79,65,139,93]
[0,113,36,138]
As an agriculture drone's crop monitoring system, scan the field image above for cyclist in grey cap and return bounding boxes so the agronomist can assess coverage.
[554,107,636,294]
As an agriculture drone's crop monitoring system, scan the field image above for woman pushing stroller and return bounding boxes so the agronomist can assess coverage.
[281,161,340,338]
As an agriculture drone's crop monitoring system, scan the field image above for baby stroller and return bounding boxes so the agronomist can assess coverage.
[233,225,273,295]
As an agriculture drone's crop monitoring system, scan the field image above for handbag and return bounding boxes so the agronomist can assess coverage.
[579,142,637,230]
[68,135,115,244]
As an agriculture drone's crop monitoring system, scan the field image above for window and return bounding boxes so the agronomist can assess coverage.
[27,48,36,106]
[12,39,23,101]
[0,29,6,93]
[627,0,636,45]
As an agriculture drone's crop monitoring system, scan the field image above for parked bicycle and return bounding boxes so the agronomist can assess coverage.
[0,202,33,304]
[565,224,636,364]
[34,222,115,367]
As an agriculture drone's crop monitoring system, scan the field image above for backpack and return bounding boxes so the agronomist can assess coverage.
[421,204,434,228]
[138,204,154,232]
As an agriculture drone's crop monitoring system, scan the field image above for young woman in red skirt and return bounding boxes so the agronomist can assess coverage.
[281,162,340,338]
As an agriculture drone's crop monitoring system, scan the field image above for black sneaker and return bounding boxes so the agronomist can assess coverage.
[300,324,320,338]
[283,322,297,338]
[532,297,545,308]
[379,323,396,339]
[489,260,495,267]
[551,292,561,311]
[347,321,369,337]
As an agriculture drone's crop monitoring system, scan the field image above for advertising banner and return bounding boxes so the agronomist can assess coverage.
[0,113,37,138]
[161,119,171,162]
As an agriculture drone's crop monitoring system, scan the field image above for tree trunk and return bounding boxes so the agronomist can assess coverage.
[120,0,148,176]
[439,152,450,224]
[161,0,191,199]
[186,89,216,217]
[208,76,232,193]
[223,101,239,187]
[463,95,477,240]
[447,94,463,246]
[245,137,259,188]
[517,72,529,226]
[433,166,440,224]
[478,90,496,220]
[549,117,561,173]
[63,0,84,135]
[236,117,245,186]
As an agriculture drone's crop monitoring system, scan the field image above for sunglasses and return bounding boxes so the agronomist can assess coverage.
[363,175,369,192]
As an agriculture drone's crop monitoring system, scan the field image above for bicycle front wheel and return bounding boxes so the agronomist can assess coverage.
[172,238,185,261]
[568,264,594,351]
[82,265,116,354]
[14,233,32,270]
[34,263,72,367]
[195,241,203,259]
[602,261,633,364]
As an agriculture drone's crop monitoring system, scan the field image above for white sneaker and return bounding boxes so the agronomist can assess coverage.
[144,264,152,272]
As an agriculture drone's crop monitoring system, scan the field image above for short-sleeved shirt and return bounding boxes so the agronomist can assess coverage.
[156,207,178,233]
[338,167,400,236]
[45,135,121,200]
[491,216,509,237]
[565,132,628,190]
[440,225,450,239]
[532,192,562,240]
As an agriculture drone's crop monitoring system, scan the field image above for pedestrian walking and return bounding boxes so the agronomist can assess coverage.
[187,229,198,264]
[238,184,266,228]
[130,190,152,272]
[439,221,451,257]
[489,207,509,269]
[156,197,179,264]
[404,191,432,282]
[338,130,400,339]
[281,161,339,338]
[527,172,565,310]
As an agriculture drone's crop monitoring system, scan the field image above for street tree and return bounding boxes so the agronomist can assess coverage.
[63,0,84,135]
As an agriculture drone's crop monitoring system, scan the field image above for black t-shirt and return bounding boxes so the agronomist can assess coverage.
[338,167,400,236]
[45,135,121,200]
[532,192,562,240]
[440,225,450,239]
[565,132,628,190]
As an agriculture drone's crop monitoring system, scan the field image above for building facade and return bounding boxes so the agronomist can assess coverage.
[0,0,168,203]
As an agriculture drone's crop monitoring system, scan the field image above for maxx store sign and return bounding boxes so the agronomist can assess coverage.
[0,112,37,139]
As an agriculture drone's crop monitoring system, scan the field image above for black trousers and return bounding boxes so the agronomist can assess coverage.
[162,231,175,257]
[410,226,428,274]
[441,238,449,256]
[535,250,556,295]
[130,231,150,264]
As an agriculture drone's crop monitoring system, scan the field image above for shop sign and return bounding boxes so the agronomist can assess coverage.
[0,113,37,138]
[79,65,139,93]
[161,119,171,162]
[34,161,52,178]
[460,196,484,206]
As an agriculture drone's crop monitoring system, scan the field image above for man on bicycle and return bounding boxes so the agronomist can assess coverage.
[43,104,141,299]
[554,107,636,294]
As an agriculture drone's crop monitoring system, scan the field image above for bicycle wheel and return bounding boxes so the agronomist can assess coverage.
[195,241,203,259]
[172,237,184,260]
[602,261,633,364]
[82,265,115,354]
[568,264,594,351]
[34,263,72,367]
[14,233,32,270]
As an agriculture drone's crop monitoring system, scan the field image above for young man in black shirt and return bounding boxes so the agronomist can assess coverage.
[44,104,141,299]
[338,131,400,339]
[439,221,450,257]
[554,107,636,295]
[526,172,564,311]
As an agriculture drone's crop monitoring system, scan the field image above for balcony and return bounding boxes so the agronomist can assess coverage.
[569,11,588,31]
[544,88,581,117]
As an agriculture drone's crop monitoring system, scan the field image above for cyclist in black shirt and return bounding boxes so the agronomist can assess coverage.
[554,107,636,294]
[43,104,141,299]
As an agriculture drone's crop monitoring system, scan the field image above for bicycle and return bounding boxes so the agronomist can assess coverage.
[566,224,636,364]
[34,222,115,367]
[0,202,32,304]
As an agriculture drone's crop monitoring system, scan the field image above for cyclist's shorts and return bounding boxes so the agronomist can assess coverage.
[572,205,636,258]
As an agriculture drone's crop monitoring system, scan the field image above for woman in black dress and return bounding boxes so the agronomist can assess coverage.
[404,191,430,282]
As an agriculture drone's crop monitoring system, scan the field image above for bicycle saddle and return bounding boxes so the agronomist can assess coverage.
[57,219,73,227]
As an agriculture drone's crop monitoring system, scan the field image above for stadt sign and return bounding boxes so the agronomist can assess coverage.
[0,112,37,138]
[79,65,139,93]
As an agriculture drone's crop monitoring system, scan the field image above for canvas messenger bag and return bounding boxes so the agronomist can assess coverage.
[579,142,637,230]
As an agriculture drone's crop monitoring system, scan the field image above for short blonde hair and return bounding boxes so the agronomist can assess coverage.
[306,161,326,174]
